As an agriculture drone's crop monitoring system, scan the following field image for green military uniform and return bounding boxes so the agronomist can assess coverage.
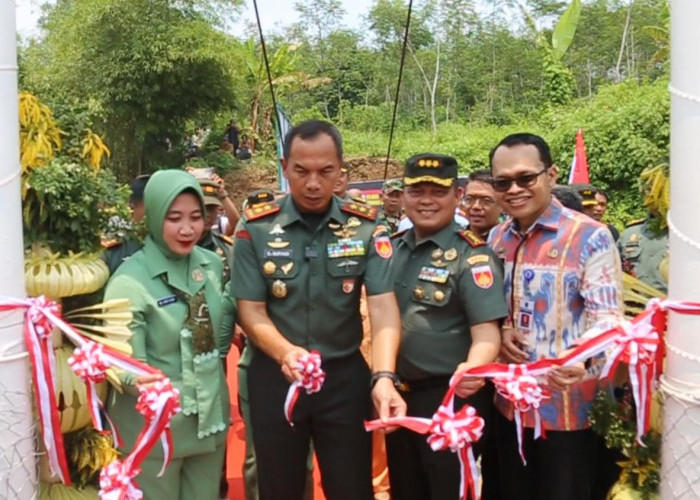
[618,218,669,294]
[378,178,404,235]
[102,236,142,275]
[231,193,394,500]
[198,179,234,286]
[104,171,231,500]
[386,153,508,500]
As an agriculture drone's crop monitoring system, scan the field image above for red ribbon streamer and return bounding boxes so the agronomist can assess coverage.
[284,351,325,426]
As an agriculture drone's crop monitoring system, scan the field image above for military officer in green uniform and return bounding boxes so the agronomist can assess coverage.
[198,179,235,286]
[378,178,404,235]
[617,217,669,293]
[386,153,507,500]
[104,170,231,499]
[102,174,150,275]
[231,120,406,500]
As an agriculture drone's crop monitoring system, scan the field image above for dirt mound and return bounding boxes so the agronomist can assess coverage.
[223,156,402,209]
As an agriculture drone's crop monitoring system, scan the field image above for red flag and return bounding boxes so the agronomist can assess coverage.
[568,129,590,184]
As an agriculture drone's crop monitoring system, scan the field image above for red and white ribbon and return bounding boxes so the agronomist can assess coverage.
[98,459,142,500]
[284,351,325,425]
[365,399,484,500]
[492,364,550,464]
[68,341,122,445]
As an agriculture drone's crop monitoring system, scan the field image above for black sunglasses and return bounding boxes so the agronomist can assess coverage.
[492,167,548,193]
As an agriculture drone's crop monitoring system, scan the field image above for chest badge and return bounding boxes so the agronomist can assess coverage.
[418,266,449,283]
[431,248,443,259]
[342,279,355,294]
[271,280,287,298]
[548,249,559,259]
[269,224,285,235]
[444,248,458,261]
[413,286,425,300]
[263,261,277,275]
[433,290,446,302]
[268,238,291,249]
[281,262,294,275]
[328,221,342,230]
[346,217,362,228]
[191,269,204,282]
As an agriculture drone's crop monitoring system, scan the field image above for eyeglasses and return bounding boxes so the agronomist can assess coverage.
[492,167,548,193]
[464,195,496,207]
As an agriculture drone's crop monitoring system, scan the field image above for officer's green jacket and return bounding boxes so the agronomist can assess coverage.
[617,218,669,294]
[102,236,142,275]
[231,194,394,360]
[392,221,508,380]
[104,170,231,460]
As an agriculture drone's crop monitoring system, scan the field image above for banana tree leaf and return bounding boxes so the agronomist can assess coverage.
[552,0,582,61]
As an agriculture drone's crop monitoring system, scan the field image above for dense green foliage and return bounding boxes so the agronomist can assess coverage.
[18,0,670,223]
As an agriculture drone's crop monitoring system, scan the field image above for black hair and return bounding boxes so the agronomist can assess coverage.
[283,120,343,161]
[129,174,151,205]
[552,185,584,213]
[596,189,609,202]
[468,169,493,184]
[489,133,553,171]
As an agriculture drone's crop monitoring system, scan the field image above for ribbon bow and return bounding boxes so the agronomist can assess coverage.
[600,319,659,443]
[284,351,325,425]
[493,364,550,464]
[98,459,143,500]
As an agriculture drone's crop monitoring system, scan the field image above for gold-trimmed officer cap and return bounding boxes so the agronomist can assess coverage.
[247,188,275,206]
[199,179,222,207]
[572,183,597,207]
[404,153,458,187]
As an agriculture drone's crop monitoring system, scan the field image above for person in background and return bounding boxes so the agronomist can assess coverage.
[463,169,501,240]
[334,166,350,198]
[226,121,240,154]
[231,120,406,500]
[552,185,584,213]
[198,179,234,286]
[592,189,620,241]
[102,174,150,275]
[488,133,623,500]
[104,170,231,499]
[378,178,404,235]
[387,153,506,500]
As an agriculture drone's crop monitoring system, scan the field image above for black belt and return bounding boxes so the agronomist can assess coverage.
[399,375,451,393]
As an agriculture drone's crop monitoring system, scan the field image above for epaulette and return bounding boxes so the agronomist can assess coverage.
[244,201,280,221]
[391,229,408,240]
[458,229,485,247]
[215,233,233,245]
[101,237,121,249]
[341,200,377,221]
[626,218,645,227]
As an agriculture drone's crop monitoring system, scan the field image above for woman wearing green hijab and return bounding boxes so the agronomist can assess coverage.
[104,170,231,499]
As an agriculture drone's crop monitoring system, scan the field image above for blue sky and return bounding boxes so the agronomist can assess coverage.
[15,0,378,39]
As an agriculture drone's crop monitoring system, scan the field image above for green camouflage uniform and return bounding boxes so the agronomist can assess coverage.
[618,218,669,294]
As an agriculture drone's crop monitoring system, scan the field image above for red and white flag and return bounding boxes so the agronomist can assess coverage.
[568,129,590,184]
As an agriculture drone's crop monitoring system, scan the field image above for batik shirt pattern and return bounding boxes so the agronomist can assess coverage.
[489,197,623,431]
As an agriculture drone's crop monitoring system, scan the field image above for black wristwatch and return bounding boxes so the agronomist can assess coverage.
[370,371,401,389]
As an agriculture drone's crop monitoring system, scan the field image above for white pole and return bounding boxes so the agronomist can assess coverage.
[663,1,700,498]
[0,4,38,499]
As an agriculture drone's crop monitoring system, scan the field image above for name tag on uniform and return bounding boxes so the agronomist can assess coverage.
[518,299,534,332]
[157,295,177,307]
[327,240,365,259]
[264,248,293,259]
[418,266,450,284]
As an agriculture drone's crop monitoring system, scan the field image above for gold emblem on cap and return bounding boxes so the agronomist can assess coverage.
[431,248,443,259]
[444,248,458,261]
[267,238,290,249]
[263,261,277,275]
[191,269,204,282]
[271,280,287,298]
[433,290,445,302]
[281,262,294,275]
[548,249,559,258]
[413,286,425,300]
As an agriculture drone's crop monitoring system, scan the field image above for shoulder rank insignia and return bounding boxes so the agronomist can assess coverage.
[101,237,121,249]
[626,218,645,227]
[391,229,408,240]
[244,201,280,221]
[341,200,377,221]
[458,229,485,248]
[218,233,233,245]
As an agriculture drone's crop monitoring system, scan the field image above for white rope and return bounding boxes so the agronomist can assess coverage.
[660,374,700,404]
[669,83,700,105]
[0,168,20,189]
[666,341,700,364]
[0,64,18,72]
[667,210,700,252]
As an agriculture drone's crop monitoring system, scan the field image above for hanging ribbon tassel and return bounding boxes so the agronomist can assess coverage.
[284,351,325,426]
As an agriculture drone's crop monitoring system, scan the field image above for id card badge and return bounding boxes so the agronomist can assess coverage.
[518,299,534,332]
